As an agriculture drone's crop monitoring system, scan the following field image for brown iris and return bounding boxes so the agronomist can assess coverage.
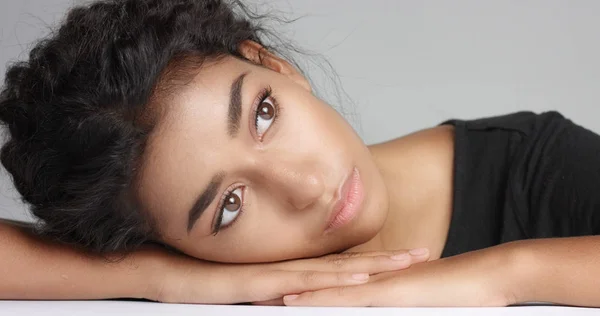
[258,101,274,120]
[224,193,241,211]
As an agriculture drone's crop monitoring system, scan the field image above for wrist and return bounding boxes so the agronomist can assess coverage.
[127,245,171,301]
[496,241,537,305]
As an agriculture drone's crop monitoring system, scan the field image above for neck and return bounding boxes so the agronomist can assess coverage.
[346,127,455,260]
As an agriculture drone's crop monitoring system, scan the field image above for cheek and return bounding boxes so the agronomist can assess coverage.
[285,98,353,151]
[182,211,318,263]
[230,211,327,262]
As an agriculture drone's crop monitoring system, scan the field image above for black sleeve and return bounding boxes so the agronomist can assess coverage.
[517,112,600,238]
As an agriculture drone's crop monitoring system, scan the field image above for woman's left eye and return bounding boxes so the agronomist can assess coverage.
[255,96,277,139]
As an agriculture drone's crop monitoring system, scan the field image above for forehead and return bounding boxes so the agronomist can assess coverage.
[135,56,253,237]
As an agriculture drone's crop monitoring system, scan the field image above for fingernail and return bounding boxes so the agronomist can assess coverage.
[390,253,409,261]
[409,248,429,256]
[351,273,369,281]
[284,295,299,301]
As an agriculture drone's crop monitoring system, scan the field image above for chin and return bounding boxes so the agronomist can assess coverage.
[345,192,389,250]
[330,212,384,253]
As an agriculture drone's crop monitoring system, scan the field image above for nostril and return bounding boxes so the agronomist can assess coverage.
[289,195,317,211]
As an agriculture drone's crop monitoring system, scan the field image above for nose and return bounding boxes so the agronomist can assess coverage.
[260,155,326,210]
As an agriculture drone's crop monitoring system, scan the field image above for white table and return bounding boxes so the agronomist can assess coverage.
[1,301,599,316]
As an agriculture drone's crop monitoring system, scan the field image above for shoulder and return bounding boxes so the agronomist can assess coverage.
[369,124,454,209]
[441,111,566,138]
[381,124,456,211]
[371,124,455,181]
[395,124,455,178]
[392,111,567,178]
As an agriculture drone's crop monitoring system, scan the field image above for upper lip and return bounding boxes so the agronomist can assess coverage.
[325,168,353,230]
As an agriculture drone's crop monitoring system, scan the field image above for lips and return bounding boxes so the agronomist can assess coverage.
[325,167,364,233]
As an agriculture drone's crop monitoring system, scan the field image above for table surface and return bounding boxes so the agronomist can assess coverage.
[2,301,599,316]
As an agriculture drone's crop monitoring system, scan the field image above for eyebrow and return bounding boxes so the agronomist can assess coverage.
[227,71,248,137]
[186,72,248,234]
[187,172,225,233]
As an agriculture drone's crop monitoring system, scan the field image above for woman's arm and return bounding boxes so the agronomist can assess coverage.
[0,220,159,300]
[0,219,425,303]
[511,236,600,306]
[280,236,600,307]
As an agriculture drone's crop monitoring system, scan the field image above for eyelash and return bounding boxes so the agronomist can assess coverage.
[211,86,281,235]
[253,86,281,139]
[212,185,245,236]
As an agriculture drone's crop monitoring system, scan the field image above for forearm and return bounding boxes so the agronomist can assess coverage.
[0,221,162,300]
[509,235,600,307]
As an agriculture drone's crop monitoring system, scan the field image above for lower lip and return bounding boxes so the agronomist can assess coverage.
[325,167,365,233]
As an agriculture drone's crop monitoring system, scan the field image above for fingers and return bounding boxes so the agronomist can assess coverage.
[277,248,430,275]
[283,283,375,307]
[246,249,429,304]
[255,270,372,299]
[406,248,431,264]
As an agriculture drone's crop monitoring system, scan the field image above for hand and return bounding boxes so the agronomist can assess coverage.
[146,247,430,304]
[283,244,518,307]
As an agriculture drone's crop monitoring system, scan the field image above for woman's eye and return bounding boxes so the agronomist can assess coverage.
[255,97,276,137]
[219,187,243,228]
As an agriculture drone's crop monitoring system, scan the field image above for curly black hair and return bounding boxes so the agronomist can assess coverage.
[0,0,301,253]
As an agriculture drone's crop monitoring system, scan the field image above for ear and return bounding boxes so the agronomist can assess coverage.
[238,40,311,92]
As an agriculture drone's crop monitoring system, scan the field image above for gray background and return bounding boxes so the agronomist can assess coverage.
[1,0,599,222]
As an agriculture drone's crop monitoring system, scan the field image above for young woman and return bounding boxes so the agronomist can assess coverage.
[1,0,599,307]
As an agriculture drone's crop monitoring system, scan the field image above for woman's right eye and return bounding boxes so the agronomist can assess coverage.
[213,187,244,234]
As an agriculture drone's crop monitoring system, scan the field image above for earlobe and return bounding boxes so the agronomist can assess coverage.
[238,40,312,92]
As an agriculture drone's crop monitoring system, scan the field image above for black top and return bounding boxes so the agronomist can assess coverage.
[440,111,600,258]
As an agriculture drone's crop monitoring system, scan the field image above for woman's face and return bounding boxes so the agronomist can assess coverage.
[136,45,389,263]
